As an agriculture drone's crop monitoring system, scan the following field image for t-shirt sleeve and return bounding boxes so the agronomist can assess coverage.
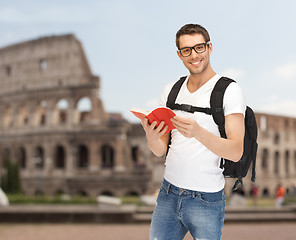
[223,82,246,116]
[159,82,175,107]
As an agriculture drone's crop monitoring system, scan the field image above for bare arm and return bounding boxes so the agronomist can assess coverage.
[141,118,170,157]
[171,113,244,162]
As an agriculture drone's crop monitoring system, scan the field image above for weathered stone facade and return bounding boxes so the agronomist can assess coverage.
[251,113,296,195]
[225,113,296,196]
[1,34,296,198]
[0,34,153,197]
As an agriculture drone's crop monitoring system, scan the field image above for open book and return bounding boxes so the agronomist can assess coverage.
[130,107,176,134]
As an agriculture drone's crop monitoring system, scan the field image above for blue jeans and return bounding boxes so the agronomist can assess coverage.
[150,179,225,240]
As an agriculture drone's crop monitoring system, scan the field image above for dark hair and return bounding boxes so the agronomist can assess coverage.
[176,24,210,49]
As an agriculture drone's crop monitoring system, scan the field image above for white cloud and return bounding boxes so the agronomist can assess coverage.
[256,99,296,118]
[274,62,296,80]
[221,68,245,80]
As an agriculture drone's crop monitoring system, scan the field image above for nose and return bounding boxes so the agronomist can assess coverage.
[190,48,199,58]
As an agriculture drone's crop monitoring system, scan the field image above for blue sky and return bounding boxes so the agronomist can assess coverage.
[1,0,296,122]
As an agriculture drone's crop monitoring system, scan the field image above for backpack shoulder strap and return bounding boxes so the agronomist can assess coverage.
[166,76,212,115]
[210,77,235,138]
[165,76,186,157]
[166,76,187,108]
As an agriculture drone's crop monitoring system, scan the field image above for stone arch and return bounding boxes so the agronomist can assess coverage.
[1,148,11,168]
[99,191,114,196]
[261,148,268,172]
[131,146,140,167]
[260,115,267,132]
[294,151,296,172]
[35,189,45,196]
[55,98,69,124]
[34,100,47,126]
[284,119,289,129]
[17,104,29,126]
[34,146,45,169]
[274,151,280,175]
[125,191,140,197]
[3,105,12,128]
[54,189,65,196]
[77,190,88,197]
[262,187,270,197]
[285,150,290,175]
[78,144,89,168]
[101,144,115,169]
[39,58,47,72]
[17,147,26,169]
[6,65,11,76]
[4,148,11,161]
[77,97,92,123]
[274,133,280,145]
[55,145,66,169]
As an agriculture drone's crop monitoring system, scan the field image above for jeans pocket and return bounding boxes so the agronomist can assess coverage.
[158,186,166,194]
[200,191,223,205]
[156,186,167,202]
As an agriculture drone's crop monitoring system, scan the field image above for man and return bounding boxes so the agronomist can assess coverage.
[141,24,246,240]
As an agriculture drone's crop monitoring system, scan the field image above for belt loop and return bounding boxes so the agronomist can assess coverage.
[166,183,171,194]
[192,191,196,198]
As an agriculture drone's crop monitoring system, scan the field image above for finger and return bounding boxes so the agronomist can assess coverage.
[141,118,147,126]
[155,121,165,132]
[159,125,169,135]
[177,129,189,138]
[147,121,157,131]
[171,117,185,127]
[172,118,187,130]
[141,118,149,131]
[150,121,158,129]
[176,126,188,135]
[171,117,180,127]
[173,119,189,133]
[172,116,186,122]
[172,116,191,125]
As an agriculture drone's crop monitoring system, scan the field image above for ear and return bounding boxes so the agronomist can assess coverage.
[208,42,213,55]
[177,50,183,60]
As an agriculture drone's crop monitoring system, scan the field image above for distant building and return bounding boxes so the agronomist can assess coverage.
[1,34,296,198]
[252,113,296,196]
[0,34,154,197]
[225,112,296,196]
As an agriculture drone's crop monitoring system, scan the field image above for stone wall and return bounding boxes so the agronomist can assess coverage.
[225,113,296,196]
[0,34,152,197]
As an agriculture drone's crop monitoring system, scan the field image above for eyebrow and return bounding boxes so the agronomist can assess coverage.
[179,42,208,49]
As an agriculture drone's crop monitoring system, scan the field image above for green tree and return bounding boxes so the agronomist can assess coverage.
[1,159,22,194]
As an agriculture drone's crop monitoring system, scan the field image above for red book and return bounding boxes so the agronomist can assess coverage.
[130,107,176,134]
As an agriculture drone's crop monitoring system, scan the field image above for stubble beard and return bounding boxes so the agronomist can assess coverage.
[188,58,210,76]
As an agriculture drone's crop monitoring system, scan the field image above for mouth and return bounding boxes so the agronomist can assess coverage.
[191,60,202,66]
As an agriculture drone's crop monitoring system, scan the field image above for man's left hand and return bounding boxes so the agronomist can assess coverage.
[171,116,199,138]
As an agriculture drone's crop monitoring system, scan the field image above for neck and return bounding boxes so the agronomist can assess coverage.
[187,67,216,93]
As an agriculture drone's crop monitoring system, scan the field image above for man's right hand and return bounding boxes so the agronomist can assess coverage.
[141,118,169,157]
[141,118,168,141]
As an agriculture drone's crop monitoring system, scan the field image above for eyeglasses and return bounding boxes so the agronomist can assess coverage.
[179,41,210,57]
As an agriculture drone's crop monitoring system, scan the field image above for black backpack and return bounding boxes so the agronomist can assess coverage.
[166,76,258,191]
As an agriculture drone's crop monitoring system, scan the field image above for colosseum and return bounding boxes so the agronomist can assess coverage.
[0,34,296,198]
[0,34,158,197]
[247,112,296,196]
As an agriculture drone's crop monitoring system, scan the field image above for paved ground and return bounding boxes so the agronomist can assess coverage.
[0,223,295,240]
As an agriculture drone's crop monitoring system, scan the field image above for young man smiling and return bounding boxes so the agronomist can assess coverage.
[141,24,246,240]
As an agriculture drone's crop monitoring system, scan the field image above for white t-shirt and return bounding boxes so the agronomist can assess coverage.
[159,74,246,192]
